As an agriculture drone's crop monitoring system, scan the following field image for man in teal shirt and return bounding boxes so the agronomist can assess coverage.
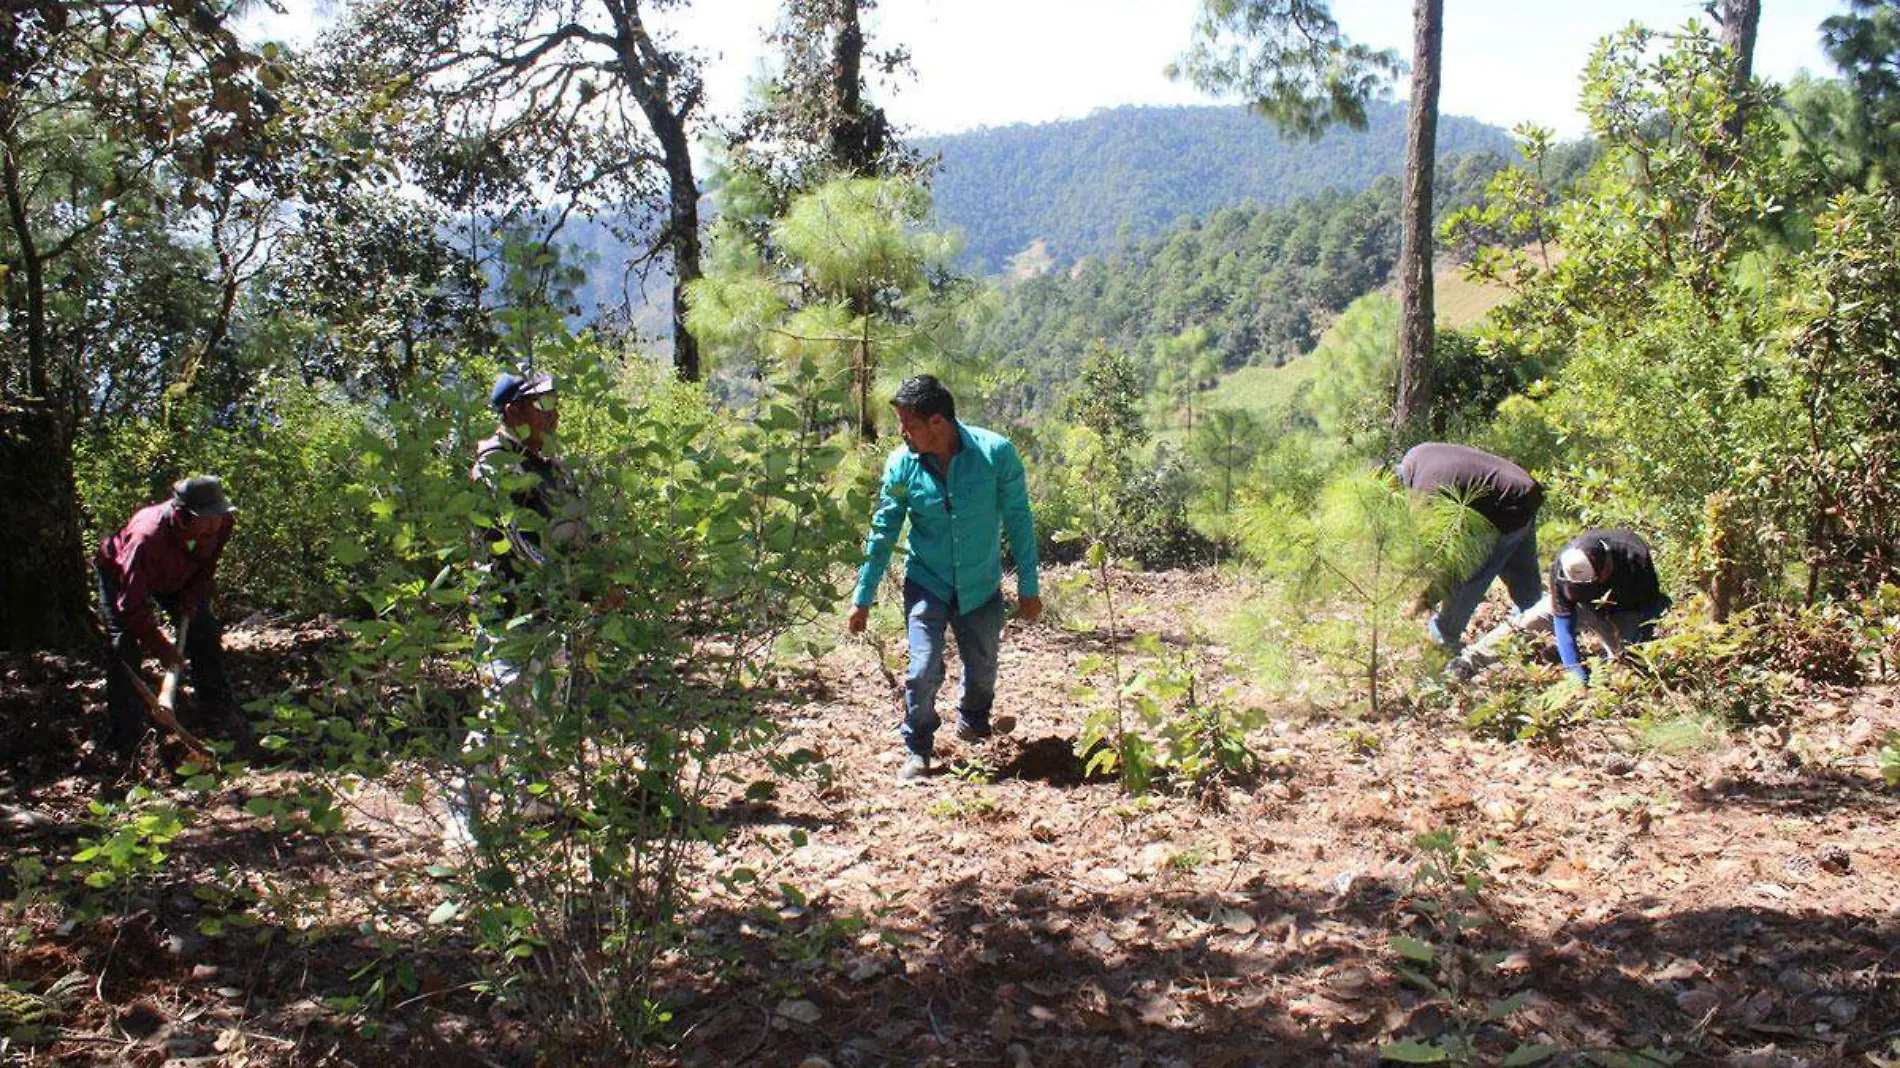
[847,375,1043,780]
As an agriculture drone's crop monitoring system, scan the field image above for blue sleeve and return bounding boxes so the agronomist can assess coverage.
[851,456,909,608]
[1552,612,1589,683]
[996,440,1040,598]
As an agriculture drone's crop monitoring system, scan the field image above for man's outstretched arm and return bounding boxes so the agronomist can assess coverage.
[848,459,909,632]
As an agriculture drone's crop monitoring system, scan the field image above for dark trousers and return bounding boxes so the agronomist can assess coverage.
[96,566,234,752]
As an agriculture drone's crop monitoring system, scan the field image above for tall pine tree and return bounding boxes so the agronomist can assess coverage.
[1173,0,1441,437]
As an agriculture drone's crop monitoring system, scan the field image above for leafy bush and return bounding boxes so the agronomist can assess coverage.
[1854,583,1900,681]
[1774,190,1900,599]
[1447,599,1884,744]
[256,338,867,1056]
[75,377,375,614]
[1454,660,1588,744]
[1074,634,1260,800]
[1031,430,1210,569]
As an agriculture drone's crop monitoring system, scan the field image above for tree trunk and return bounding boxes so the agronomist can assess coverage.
[613,2,704,383]
[827,0,884,176]
[1718,0,1761,143]
[1392,0,1442,438]
[1693,0,1761,266]
[2,129,48,398]
[853,317,877,442]
[0,399,94,651]
[661,140,703,383]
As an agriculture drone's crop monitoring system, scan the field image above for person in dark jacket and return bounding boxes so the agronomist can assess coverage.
[469,370,587,600]
[1548,529,1671,683]
[1448,528,1671,683]
[95,476,239,757]
[1398,443,1545,650]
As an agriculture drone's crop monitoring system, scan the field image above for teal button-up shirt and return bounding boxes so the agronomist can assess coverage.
[852,422,1040,614]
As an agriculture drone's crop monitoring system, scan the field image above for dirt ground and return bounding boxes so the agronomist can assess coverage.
[3,571,1897,1067]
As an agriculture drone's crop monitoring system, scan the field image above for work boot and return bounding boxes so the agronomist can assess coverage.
[896,753,931,782]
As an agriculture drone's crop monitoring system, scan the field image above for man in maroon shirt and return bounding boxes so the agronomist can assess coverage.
[95,476,239,758]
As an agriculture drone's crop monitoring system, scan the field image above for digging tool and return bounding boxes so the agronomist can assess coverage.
[121,616,210,756]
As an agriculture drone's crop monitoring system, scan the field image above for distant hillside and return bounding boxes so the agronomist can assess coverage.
[971,153,1509,418]
[923,103,1518,274]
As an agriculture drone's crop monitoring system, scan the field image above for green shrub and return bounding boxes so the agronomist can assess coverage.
[75,377,377,614]
[256,338,867,1056]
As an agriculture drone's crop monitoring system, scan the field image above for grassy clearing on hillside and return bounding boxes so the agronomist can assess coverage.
[1433,270,1513,329]
[1197,269,1511,430]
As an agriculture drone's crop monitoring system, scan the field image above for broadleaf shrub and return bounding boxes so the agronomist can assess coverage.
[254,336,867,1056]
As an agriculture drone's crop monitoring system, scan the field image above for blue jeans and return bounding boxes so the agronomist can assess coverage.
[901,580,1005,758]
[1430,521,1542,650]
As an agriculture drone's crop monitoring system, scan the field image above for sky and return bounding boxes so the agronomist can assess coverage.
[262,0,1848,140]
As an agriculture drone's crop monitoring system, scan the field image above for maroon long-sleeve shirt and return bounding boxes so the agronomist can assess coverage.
[96,502,234,658]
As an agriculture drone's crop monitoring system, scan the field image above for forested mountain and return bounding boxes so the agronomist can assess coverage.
[551,102,1516,312]
[973,152,1510,416]
[922,103,1517,273]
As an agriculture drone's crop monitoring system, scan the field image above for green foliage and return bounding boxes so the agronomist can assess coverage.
[1172,3,1402,139]
[1150,327,1224,432]
[974,154,1508,417]
[1534,291,1787,597]
[1053,426,1141,789]
[62,788,191,916]
[265,189,488,396]
[1127,640,1262,797]
[1817,0,1900,187]
[1452,20,1793,336]
[1064,343,1149,458]
[1775,190,1900,597]
[1446,598,1889,745]
[1241,470,1489,714]
[1594,609,1788,727]
[1855,583,1900,681]
[253,335,867,1055]
[1052,426,1250,795]
[1307,294,1400,450]
[1448,24,1888,612]
[1429,329,1546,439]
[1187,407,1262,551]
[1034,351,1210,568]
[1073,633,1260,800]
[1879,731,1900,789]
[1455,660,1589,744]
[925,789,1001,822]
[1379,830,1553,1068]
[74,378,377,613]
[690,173,985,436]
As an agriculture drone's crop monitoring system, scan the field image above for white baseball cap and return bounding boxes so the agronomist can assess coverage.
[1558,546,1597,584]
